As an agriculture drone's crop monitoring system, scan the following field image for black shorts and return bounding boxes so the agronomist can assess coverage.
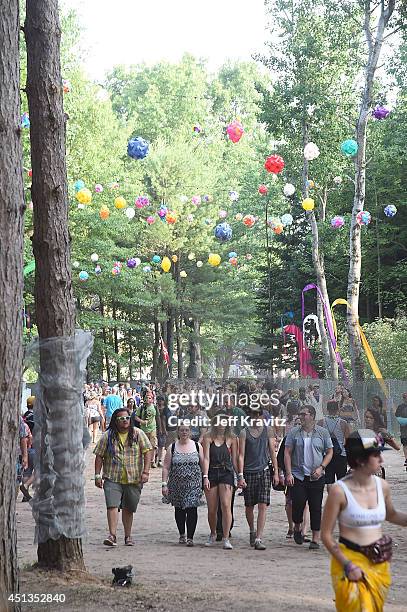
[243,467,271,506]
[90,416,101,424]
[325,454,348,484]
[208,467,234,487]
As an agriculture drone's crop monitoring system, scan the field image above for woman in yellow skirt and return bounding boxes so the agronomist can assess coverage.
[321,429,407,611]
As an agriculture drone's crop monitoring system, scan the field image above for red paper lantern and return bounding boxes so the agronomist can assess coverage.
[264,155,285,174]
[226,120,244,143]
[258,184,268,195]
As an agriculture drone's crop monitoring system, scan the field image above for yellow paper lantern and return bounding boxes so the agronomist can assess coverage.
[302,198,315,211]
[161,256,171,273]
[114,196,127,210]
[235,213,243,221]
[171,255,178,263]
[76,188,92,204]
[208,253,221,267]
[180,270,187,278]
[99,206,110,220]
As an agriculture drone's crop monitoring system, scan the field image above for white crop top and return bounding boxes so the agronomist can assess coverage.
[337,476,386,529]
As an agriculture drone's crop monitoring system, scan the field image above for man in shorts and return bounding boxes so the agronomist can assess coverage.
[238,402,279,550]
[94,408,153,546]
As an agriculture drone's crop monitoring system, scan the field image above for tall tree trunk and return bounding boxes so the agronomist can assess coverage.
[186,318,202,379]
[0,1,25,607]
[302,117,338,379]
[112,301,120,382]
[166,310,174,377]
[25,0,86,571]
[129,341,133,380]
[99,296,111,381]
[175,314,183,379]
[151,317,160,381]
[347,0,395,380]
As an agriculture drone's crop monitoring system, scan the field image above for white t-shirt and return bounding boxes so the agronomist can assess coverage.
[303,438,314,475]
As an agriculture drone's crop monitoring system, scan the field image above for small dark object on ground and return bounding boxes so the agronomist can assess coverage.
[112,565,134,587]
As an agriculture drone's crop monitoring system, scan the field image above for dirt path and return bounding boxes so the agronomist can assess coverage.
[18,447,407,611]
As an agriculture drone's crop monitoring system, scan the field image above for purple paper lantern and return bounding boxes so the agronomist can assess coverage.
[372,106,390,120]
[331,215,345,229]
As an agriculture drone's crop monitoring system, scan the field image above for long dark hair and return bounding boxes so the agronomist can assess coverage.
[365,408,385,432]
[107,408,135,458]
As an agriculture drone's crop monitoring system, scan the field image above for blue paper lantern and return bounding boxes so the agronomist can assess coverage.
[79,271,89,281]
[151,255,161,264]
[228,251,237,259]
[214,222,233,242]
[340,139,358,157]
[384,204,397,218]
[127,137,149,160]
[21,113,30,128]
[281,213,294,226]
[74,179,85,192]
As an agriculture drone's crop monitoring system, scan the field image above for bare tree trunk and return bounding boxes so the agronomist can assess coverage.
[166,311,174,377]
[151,317,160,381]
[112,302,120,382]
[25,0,86,571]
[129,341,133,380]
[302,117,338,379]
[175,314,183,379]
[99,296,111,381]
[347,0,395,380]
[0,1,25,608]
[186,318,202,379]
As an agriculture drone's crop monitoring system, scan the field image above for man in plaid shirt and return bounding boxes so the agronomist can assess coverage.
[94,407,153,546]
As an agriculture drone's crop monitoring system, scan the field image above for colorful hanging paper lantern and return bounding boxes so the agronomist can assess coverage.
[94,265,102,275]
[384,204,397,218]
[180,270,188,278]
[258,184,268,195]
[21,113,30,128]
[283,183,295,197]
[226,119,244,143]
[281,213,293,226]
[193,124,202,134]
[114,196,127,210]
[203,194,212,202]
[208,253,221,267]
[90,253,99,263]
[219,210,227,219]
[171,255,178,263]
[187,253,196,260]
[356,210,371,225]
[161,256,171,272]
[135,196,150,209]
[246,254,252,260]
[166,211,177,224]
[267,216,281,229]
[333,176,342,185]
[74,179,85,192]
[79,271,89,282]
[304,142,320,161]
[187,214,194,222]
[151,255,161,264]
[127,136,149,160]
[229,191,239,201]
[95,184,103,193]
[242,214,256,227]
[77,204,85,210]
[306,179,315,189]
[228,251,237,259]
[341,139,358,157]
[28,169,32,178]
[273,224,284,235]
[76,188,92,204]
[134,257,141,267]
[196,260,203,268]
[331,215,345,229]
[143,265,151,273]
[112,267,121,276]
[99,206,110,220]
[125,207,135,219]
[214,222,233,242]
[229,257,238,266]
[127,258,137,269]
[62,79,70,93]
[109,182,120,190]
[179,195,189,203]
[204,218,213,225]
[264,154,285,174]
[191,195,201,206]
[146,215,156,225]
[372,106,390,120]
[302,198,315,211]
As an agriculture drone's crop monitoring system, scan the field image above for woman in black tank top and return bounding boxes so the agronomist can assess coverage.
[202,413,239,549]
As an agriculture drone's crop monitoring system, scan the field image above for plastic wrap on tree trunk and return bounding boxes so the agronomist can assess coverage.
[25,330,93,543]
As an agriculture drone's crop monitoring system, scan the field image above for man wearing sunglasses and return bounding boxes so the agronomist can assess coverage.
[284,404,333,550]
[94,408,153,546]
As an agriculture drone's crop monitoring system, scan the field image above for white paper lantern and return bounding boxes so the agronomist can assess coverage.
[125,207,136,219]
[90,253,99,263]
[72,261,80,268]
[283,183,296,197]
[304,142,320,161]
[333,176,342,185]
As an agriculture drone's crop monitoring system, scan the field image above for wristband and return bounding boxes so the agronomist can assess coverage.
[94,475,102,480]
[203,475,208,479]
[344,561,354,577]
[162,482,167,486]
[238,473,244,478]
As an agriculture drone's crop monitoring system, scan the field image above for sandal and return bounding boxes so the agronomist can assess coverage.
[124,536,135,546]
[103,534,117,546]
[286,530,293,539]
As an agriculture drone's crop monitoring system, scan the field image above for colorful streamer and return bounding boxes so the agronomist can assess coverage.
[330,299,388,398]
[302,283,349,383]
[283,324,319,379]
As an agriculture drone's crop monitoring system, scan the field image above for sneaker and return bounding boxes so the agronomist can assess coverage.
[103,534,117,546]
[293,530,304,545]
[205,534,216,547]
[179,534,186,544]
[254,539,266,550]
[124,536,135,546]
[249,531,256,547]
[223,539,233,550]
[186,538,194,547]
[151,462,157,468]
[157,460,163,467]
[20,484,32,501]
[309,541,320,550]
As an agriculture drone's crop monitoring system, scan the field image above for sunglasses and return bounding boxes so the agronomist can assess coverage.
[117,416,130,422]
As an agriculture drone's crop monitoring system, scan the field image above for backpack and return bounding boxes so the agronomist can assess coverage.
[325,418,343,456]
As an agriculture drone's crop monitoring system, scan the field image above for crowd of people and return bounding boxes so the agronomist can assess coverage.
[18,379,407,611]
